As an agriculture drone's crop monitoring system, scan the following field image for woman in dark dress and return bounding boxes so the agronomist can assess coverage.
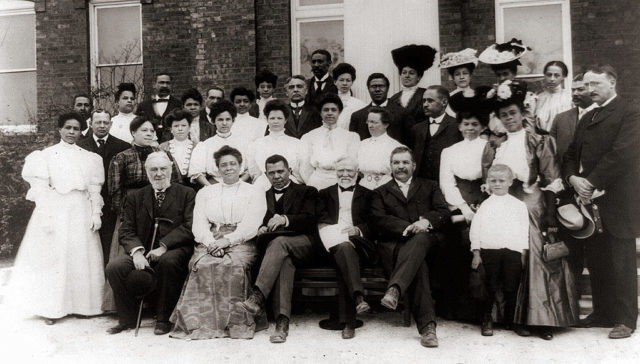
[481,82,579,340]
[389,44,437,122]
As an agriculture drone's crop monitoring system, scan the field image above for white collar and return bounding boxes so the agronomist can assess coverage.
[116,111,134,117]
[599,94,617,107]
[221,180,241,188]
[171,138,190,145]
[369,132,389,142]
[153,95,170,101]
[394,176,413,188]
[322,122,338,131]
[268,129,286,137]
[274,181,291,192]
[291,100,305,108]
[93,133,109,143]
[216,131,232,138]
[314,73,330,82]
[507,128,526,138]
[338,91,351,100]
[578,103,597,115]
[372,99,388,107]
[402,85,419,92]
[430,113,446,124]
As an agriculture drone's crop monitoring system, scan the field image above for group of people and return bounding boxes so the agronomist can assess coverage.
[8,38,639,348]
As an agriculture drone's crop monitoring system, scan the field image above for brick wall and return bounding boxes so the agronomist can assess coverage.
[35,0,90,132]
[571,0,640,103]
[141,0,257,100]
[255,0,291,98]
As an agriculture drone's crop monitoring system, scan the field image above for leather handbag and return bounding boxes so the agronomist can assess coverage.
[542,229,570,263]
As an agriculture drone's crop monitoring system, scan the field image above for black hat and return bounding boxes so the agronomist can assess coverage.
[492,80,528,114]
[391,44,437,75]
[332,62,357,81]
[255,70,278,87]
[450,86,493,126]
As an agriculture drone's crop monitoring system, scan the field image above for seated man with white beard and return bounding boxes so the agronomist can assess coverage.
[316,156,376,339]
[105,152,195,335]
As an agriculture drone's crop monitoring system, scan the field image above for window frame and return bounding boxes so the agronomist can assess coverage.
[88,0,143,91]
[494,0,572,79]
[0,1,37,133]
[290,0,344,75]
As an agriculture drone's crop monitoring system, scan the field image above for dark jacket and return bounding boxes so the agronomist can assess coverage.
[563,97,640,238]
[284,102,322,139]
[411,114,462,180]
[118,183,195,254]
[316,184,373,240]
[136,96,183,142]
[390,87,427,123]
[197,108,217,140]
[349,100,415,145]
[306,76,339,108]
[370,177,450,242]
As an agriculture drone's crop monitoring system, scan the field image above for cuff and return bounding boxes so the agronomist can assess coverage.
[283,215,290,227]
[130,246,144,256]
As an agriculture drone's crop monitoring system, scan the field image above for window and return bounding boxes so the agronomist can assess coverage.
[89,0,143,109]
[291,0,440,102]
[291,0,344,78]
[0,1,37,133]
[495,0,572,78]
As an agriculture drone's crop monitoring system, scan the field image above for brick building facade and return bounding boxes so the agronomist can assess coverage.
[0,0,638,257]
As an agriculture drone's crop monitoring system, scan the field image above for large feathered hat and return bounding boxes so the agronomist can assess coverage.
[478,38,530,66]
[449,86,493,126]
[440,48,478,70]
[391,44,438,75]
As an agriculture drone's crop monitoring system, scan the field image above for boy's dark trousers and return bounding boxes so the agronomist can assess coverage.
[480,248,522,323]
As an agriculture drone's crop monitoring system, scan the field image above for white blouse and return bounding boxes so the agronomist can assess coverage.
[192,181,267,246]
[300,124,360,190]
[493,129,530,184]
[189,116,201,143]
[337,93,367,130]
[400,85,418,108]
[535,86,573,132]
[357,132,403,190]
[439,137,487,208]
[188,133,248,183]
[246,130,304,190]
[110,112,135,143]
[232,113,268,146]
[256,97,276,119]
[23,141,104,214]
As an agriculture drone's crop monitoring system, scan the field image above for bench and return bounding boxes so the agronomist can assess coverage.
[293,266,412,327]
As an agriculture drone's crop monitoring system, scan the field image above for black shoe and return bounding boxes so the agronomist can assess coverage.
[578,315,614,328]
[237,288,265,316]
[381,285,400,311]
[420,322,438,348]
[539,329,553,340]
[514,325,531,337]
[481,320,493,336]
[342,323,355,339]
[107,322,135,335]
[154,321,172,335]
[43,318,57,326]
[270,315,290,343]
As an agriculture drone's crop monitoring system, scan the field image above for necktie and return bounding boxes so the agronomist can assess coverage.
[339,185,355,192]
[97,138,106,155]
[153,99,169,103]
[292,107,301,126]
[274,188,286,196]
[316,80,324,91]
[591,107,602,122]
[155,191,166,208]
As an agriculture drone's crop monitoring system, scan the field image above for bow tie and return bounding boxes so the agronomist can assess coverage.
[153,98,169,103]
[339,185,355,192]
[274,188,287,195]
[429,118,441,124]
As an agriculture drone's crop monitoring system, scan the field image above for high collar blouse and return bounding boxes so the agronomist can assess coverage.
[439,137,487,207]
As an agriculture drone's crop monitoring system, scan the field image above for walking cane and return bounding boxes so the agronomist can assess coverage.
[135,217,174,336]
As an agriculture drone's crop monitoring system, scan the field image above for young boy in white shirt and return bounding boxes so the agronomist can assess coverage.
[470,164,529,336]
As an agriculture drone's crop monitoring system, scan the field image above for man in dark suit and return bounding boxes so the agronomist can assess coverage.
[198,86,225,138]
[411,85,462,180]
[370,146,450,348]
[316,156,376,339]
[77,110,130,264]
[105,152,195,335]
[349,73,414,145]
[305,49,338,108]
[284,75,322,139]
[237,154,322,343]
[549,73,596,280]
[73,93,93,137]
[136,72,182,142]
[563,64,640,339]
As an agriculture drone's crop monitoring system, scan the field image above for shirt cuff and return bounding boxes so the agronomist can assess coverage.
[130,246,144,256]
[283,215,290,227]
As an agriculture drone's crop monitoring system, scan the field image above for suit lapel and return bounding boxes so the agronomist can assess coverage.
[266,189,276,214]
[142,185,154,219]
[283,183,297,213]
[157,184,175,216]
[587,101,616,128]
[406,179,420,202]
[432,115,452,138]
[329,185,339,220]
[388,181,407,203]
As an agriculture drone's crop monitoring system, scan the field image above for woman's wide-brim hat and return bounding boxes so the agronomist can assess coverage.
[557,201,596,239]
[440,48,478,69]
[449,85,493,125]
[478,38,529,65]
[391,44,438,73]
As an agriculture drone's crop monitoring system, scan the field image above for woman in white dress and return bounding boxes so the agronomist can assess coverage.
[189,100,250,186]
[301,93,360,190]
[357,106,404,190]
[246,100,304,190]
[535,61,572,132]
[332,63,367,130]
[9,112,105,324]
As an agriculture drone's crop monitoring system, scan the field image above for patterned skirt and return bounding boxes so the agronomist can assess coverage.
[169,242,266,339]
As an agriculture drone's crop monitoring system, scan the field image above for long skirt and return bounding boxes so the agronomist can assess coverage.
[511,183,579,327]
[8,190,104,318]
[169,242,266,339]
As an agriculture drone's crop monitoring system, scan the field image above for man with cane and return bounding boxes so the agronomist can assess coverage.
[105,152,195,335]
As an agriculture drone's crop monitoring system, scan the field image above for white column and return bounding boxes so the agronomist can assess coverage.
[344,0,440,103]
